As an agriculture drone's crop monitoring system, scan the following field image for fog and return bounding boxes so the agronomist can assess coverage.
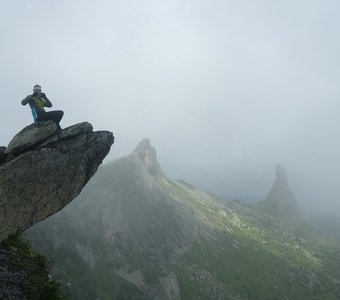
[1,0,339,215]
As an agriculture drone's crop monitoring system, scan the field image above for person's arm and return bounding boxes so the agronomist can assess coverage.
[41,93,52,108]
[21,95,32,105]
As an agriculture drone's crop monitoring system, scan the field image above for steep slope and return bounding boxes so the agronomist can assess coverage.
[27,140,340,300]
[27,139,204,299]
[0,121,114,299]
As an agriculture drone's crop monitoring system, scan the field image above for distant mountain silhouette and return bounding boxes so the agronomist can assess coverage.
[259,164,301,218]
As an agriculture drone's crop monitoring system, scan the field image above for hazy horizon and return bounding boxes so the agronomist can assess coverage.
[1,0,339,216]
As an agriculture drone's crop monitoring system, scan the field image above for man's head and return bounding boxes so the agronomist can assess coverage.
[33,84,42,93]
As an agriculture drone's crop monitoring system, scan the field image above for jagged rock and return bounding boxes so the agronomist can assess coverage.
[59,122,93,139]
[260,164,300,217]
[4,121,57,155]
[0,121,114,242]
[0,146,5,163]
[40,122,94,146]
[131,138,163,175]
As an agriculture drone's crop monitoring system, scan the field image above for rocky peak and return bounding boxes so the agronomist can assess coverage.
[276,163,287,182]
[132,138,162,175]
[261,164,300,217]
[0,121,114,242]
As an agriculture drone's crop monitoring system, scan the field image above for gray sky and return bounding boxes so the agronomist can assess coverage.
[1,0,340,215]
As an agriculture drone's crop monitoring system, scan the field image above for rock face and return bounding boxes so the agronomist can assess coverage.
[4,121,58,154]
[0,147,5,163]
[0,121,114,242]
[0,235,62,300]
[261,164,300,217]
[131,138,163,176]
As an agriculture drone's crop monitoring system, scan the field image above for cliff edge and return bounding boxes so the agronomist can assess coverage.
[0,121,114,242]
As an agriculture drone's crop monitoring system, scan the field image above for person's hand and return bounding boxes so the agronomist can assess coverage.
[40,93,46,98]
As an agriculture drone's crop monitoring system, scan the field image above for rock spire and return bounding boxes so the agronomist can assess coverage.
[261,164,300,217]
[132,138,163,175]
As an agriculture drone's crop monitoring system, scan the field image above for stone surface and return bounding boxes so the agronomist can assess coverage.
[131,138,163,176]
[40,122,94,146]
[0,242,57,300]
[0,146,5,163]
[0,122,114,242]
[4,121,57,154]
[0,247,37,300]
[60,122,93,139]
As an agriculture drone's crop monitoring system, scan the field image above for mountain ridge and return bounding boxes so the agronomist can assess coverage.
[27,139,340,300]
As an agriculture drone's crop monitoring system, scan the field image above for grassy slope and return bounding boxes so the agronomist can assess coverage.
[27,175,340,300]
[163,179,340,300]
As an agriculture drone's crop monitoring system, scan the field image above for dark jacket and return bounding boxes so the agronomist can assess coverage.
[22,93,52,121]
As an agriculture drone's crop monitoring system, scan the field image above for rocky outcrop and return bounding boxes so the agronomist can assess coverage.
[4,121,58,155]
[0,235,62,300]
[260,164,301,217]
[131,138,164,176]
[0,121,114,242]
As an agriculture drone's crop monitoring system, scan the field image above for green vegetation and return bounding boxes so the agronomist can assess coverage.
[1,234,63,300]
[173,236,337,300]
[25,159,340,300]
[166,180,340,299]
[171,264,209,300]
[1,233,33,256]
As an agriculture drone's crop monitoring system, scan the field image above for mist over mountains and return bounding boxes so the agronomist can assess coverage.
[1,1,340,298]
[2,0,340,219]
[27,139,340,300]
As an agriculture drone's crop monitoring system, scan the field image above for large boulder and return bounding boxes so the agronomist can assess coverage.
[4,121,57,155]
[0,121,114,242]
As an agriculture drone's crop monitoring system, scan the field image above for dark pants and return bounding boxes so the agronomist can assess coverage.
[37,110,64,129]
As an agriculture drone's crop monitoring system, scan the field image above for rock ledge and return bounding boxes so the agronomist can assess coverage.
[0,121,114,242]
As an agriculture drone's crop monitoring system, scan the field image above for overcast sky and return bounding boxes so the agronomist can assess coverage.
[1,0,340,215]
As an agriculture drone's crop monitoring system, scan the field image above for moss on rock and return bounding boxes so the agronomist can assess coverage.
[0,234,63,300]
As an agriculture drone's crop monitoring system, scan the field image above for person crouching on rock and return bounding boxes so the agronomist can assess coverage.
[22,84,64,130]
